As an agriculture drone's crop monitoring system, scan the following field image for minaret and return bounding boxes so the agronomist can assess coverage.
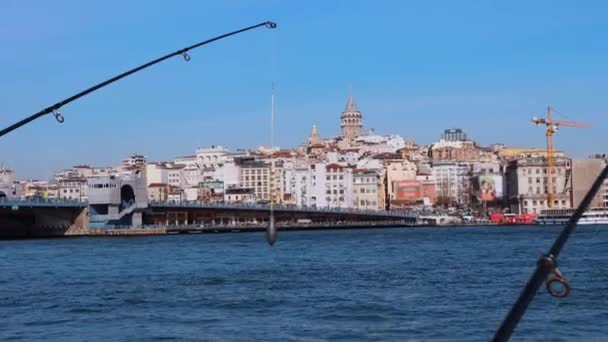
[340,90,363,144]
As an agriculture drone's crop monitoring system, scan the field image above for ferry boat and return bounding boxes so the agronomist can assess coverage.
[535,207,608,225]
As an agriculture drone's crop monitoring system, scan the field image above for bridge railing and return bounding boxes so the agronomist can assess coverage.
[0,197,87,207]
[148,200,417,218]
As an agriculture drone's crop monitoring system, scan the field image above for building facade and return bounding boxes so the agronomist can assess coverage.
[353,169,381,210]
[505,157,571,214]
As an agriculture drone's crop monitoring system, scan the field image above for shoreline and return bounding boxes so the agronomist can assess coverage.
[0,222,554,240]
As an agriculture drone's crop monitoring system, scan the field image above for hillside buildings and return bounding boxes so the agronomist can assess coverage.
[8,92,602,219]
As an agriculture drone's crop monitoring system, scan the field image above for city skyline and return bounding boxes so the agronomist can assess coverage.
[2,1,607,178]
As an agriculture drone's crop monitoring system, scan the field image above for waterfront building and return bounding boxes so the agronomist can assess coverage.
[308,162,354,208]
[57,177,87,201]
[148,183,170,201]
[224,187,255,203]
[167,165,186,190]
[385,159,418,200]
[238,158,270,202]
[145,163,170,186]
[571,157,608,208]
[431,162,471,207]
[353,169,382,209]
[415,170,436,206]
[504,157,571,214]
[88,171,148,227]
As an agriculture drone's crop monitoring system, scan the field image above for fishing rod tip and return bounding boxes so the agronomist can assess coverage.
[265,21,277,29]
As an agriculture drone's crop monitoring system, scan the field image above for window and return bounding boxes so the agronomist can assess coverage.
[536,169,540,174]
[524,200,528,206]
[536,178,540,184]
[533,200,537,206]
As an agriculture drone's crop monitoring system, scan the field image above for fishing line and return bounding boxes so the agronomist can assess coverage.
[266,24,278,246]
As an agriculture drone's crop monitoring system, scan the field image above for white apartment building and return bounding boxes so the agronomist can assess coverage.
[308,162,353,208]
[432,162,471,206]
[146,163,169,186]
[167,166,186,189]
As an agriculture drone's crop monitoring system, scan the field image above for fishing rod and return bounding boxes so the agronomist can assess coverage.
[493,163,608,341]
[0,21,277,139]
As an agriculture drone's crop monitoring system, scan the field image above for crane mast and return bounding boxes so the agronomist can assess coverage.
[532,106,590,208]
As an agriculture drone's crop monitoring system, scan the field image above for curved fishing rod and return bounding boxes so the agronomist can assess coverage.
[493,163,608,341]
[0,21,277,139]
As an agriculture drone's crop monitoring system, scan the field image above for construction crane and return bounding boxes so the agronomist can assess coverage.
[532,106,591,208]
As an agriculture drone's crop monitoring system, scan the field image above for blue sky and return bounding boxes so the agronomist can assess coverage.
[1,0,607,179]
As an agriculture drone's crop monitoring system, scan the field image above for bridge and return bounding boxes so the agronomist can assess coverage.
[0,198,419,238]
[144,200,417,227]
[0,198,88,238]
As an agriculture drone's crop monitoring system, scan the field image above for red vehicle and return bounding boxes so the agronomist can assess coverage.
[490,212,537,225]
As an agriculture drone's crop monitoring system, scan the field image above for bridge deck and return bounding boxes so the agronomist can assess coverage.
[148,201,416,219]
[0,198,87,208]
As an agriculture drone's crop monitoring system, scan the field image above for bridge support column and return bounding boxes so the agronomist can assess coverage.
[132,212,142,228]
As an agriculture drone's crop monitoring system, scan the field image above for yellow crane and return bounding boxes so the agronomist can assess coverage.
[532,106,591,208]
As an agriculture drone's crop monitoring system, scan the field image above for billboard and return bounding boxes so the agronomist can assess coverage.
[394,180,422,201]
[478,175,503,201]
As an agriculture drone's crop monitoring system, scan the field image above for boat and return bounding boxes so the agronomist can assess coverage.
[535,207,608,225]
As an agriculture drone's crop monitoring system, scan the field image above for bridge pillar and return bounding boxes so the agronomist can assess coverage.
[132,212,142,227]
